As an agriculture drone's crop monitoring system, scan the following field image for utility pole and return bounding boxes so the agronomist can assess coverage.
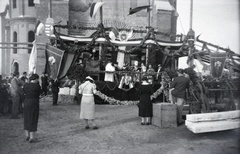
[187,0,195,67]
[49,0,52,18]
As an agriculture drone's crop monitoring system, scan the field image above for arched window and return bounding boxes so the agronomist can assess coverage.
[28,0,35,7]
[13,31,17,54]
[13,0,17,8]
[28,31,35,54]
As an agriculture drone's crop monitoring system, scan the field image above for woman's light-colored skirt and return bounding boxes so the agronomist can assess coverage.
[80,94,95,120]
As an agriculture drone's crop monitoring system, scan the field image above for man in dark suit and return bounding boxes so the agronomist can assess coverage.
[50,79,59,106]
[41,72,49,96]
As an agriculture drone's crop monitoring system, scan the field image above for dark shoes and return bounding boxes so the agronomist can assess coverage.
[92,126,99,130]
[85,125,99,130]
[85,125,90,129]
[28,138,38,143]
[141,122,151,125]
[25,137,30,141]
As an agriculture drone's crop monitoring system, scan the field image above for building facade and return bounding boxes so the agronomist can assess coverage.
[0,0,178,77]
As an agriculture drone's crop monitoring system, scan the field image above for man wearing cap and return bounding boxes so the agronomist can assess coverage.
[10,72,22,119]
[169,69,190,125]
[79,76,98,129]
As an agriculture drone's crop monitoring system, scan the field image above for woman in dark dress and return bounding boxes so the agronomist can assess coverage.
[138,76,153,125]
[23,74,41,143]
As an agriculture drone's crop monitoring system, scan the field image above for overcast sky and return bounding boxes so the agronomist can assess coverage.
[177,0,239,54]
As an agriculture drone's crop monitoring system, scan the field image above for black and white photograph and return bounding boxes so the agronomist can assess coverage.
[0,0,239,153]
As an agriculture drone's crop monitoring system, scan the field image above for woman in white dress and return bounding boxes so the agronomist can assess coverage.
[79,76,98,129]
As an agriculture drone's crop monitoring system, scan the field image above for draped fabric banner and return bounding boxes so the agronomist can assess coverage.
[57,49,78,80]
[210,52,226,78]
[28,41,37,74]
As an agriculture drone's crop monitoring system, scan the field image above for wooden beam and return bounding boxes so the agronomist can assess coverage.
[185,118,240,133]
[186,110,240,122]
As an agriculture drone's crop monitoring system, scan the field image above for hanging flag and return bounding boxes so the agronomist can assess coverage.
[44,44,78,80]
[34,20,44,35]
[90,2,105,18]
[210,52,226,78]
[28,41,37,74]
[128,5,151,15]
[45,44,65,80]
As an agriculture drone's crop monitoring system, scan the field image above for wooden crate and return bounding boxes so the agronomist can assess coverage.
[152,103,177,128]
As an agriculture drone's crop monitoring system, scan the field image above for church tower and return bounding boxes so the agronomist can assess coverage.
[8,0,36,75]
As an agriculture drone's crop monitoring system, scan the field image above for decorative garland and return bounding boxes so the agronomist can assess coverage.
[94,71,172,105]
[95,90,139,105]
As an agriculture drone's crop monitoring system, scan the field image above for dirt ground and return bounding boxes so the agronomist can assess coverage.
[0,95,239,154]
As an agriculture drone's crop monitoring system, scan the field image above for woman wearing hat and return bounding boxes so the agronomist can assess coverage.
[138,76,153,125]
[79,76,98,129]
[23,74,41,143]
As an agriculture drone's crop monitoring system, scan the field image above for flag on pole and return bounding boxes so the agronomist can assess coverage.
[34,20,44,35]
[210,52,226,78]
[128,5,151,15]
[90,2,105,18]
[28,41,37,74]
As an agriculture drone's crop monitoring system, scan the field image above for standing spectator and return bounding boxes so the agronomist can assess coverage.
[141,63,147,78]
[79,76,98,129]
[23,74,41,143]
[50,79,59,106]
[19,72,28,114]
[169,69,190,125]
[41,72,49,96]
[138,76,153,125]
[104,61,115,82]
[147,64,155,84]
[10,72,22,119]
[20,72,28,84]
[0,78,11,116]
[3,79,12,115]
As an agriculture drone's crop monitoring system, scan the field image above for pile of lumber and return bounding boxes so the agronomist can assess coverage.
[185,110,240,133]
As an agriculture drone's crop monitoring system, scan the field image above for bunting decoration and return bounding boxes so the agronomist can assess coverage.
[90,2,105,18]
[128,5,151,15]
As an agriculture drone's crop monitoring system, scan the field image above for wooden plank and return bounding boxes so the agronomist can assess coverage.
[186,110,240,122]
[185,118,240,133]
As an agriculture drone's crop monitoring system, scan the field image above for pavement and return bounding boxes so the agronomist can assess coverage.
[0,96,239,154]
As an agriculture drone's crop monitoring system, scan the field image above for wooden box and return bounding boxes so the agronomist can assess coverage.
[152,103,177,128]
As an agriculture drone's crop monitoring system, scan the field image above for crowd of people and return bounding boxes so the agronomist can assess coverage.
[0,66,190,143]
[79,68,190,129]
[0,72,60,118]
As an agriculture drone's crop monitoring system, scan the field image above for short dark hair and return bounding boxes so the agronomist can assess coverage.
[177,69,184,74]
